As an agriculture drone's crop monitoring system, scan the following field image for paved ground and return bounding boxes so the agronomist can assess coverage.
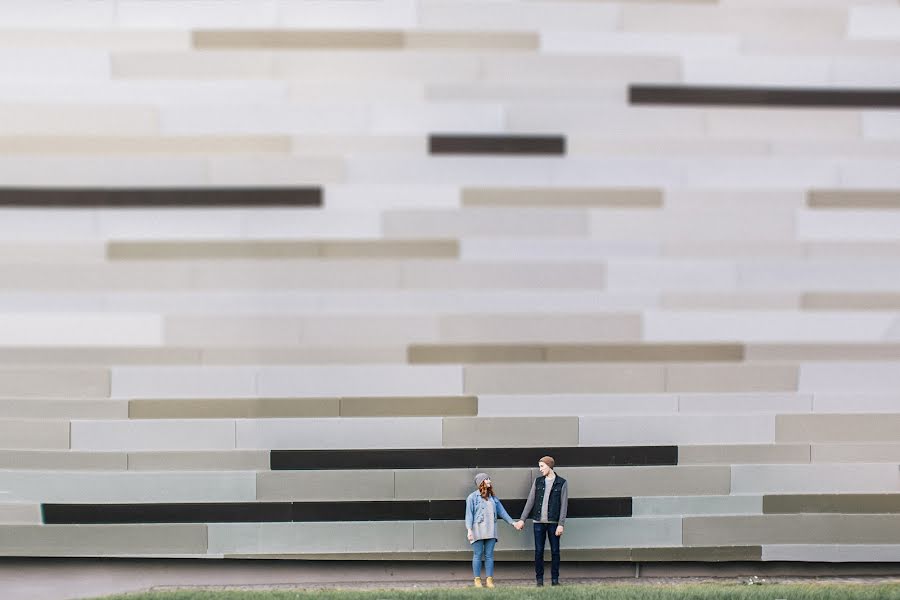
[3,559,900,600]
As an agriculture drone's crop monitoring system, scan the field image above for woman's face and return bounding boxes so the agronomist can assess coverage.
[538,461,551,476]
[483,478,492,488]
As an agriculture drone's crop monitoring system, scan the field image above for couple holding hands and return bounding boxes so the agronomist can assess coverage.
[464,456,568,588]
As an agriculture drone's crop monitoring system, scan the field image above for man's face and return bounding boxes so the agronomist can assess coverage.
[538,461,550,476]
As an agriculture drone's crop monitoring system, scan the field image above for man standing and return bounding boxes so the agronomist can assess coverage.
[515,456,568,587]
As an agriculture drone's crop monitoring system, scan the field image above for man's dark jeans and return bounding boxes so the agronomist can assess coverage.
[532,522,560,582]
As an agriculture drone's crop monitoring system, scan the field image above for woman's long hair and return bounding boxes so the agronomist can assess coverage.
[478,479,495,500]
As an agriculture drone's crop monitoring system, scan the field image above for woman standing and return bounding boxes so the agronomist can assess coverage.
[465,472,522,588]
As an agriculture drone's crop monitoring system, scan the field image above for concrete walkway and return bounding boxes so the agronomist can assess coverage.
[3,559,900,600]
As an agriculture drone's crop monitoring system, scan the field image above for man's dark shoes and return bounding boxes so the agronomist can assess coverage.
[536,579,544,587]
[551,580,560,586]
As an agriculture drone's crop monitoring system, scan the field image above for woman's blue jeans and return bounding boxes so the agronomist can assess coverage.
[472,538,497,578]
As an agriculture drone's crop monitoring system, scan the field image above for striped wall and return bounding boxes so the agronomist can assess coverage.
[0,0,899,563]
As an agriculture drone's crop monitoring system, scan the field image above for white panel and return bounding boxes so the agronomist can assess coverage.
[580,415,775,446]
[97,209,244,240]
[477,394,677,417]
[541,32,739,57]
[371,103,503,134]
[256,365,462,397]
[111,367,258,399]
[278,0,417,29]
[417,1,619,31]
[383,209,588,238]
[160,105,369,135]
[0,471,255,502]
[506,106,706,137]
[0,314,161,347]
[0,82,288,106]
[849,7,900,40]
[208,522,415,554]
[731,464,900,494]
[71,420,236,451]
[208,158,344,186]
[0,2,115,28]
[0,210,98,241]
[461,239,659,261]
[0,105,156,135]
[740,260,900,290]
[117,0,279,28]
[678,393,812,414]
[684,57,831,86]
[840,160,900,187]
[0,158,207,186]
[813,394,900,413]
[632,495,762,517]
[241,209,382,239]
[863,112,900,140]
[235,417,443,449]
[797,211,900,241]
[324,185,459,211]
[684,159,838,188]
[800,363,900,393]
[606,261,737,291]
[832,58,900,85]
[0,50,109,81]
[644,311,895,342]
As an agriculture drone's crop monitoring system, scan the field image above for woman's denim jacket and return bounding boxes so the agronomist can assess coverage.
[465,491,516,529]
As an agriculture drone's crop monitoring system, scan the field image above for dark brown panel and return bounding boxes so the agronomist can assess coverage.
[764,494,900,514]
[271,446,678,470]
[429,135,565,155]
[0,188,322,207]
[42,497,631,524]
[630,85,900,108]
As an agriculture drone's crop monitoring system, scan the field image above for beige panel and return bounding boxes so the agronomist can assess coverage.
[108,240,458,261]
[0,136,290,155]
[679,444,810,465]
[128,398,340,419]
[661,292,800,310]
[666,365,799,393]
[778,414,900,443]
[0,525,208,556]
[461,187,663,208]
[684,515,900,546]
[405,31,538,51]
[0,368,109,399]
[0,348,201,366]
[408,345,544,364]
[200,347,407,365]
[339,396,477,417]
[319,240,459,259]
[193,30,404,49]
[0,106,157,135]
[127,451,269,471]
[442,417,579,448]
[0,504,41,524]
[748,343,900,361]
[164,317,302,346]
[764,494,900,514]
[802,293,900,310]
[394,468,532,501]
[108,241,319,261]
[464,365,666,394]
[0,450,126,471]
[809,190,900,209]
[0,420,69,450]
[564,466,731,497]
[547,343,744,363]
[256,471,395,501]
[0,399,126,420]
[812,443,900,463]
